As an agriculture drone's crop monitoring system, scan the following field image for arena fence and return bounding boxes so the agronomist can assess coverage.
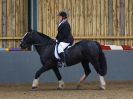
[38,0,133,45]
[0,0,28,48]
[0,0,133,48]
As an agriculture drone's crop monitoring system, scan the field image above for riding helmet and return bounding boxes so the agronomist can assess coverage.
[58,11,67,18]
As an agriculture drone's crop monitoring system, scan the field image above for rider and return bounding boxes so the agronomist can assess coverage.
[55,11,74,66]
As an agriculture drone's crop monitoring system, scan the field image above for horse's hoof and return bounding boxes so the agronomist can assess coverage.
[99,85,106,90]
[57,87,63,90]
[58,85,65,90]
[32,87,37,90]
[58,80,65,90]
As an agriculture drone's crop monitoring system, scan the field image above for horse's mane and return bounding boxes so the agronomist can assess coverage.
[37,32,53,41]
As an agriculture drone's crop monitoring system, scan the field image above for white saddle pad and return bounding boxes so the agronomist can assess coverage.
[54,45,72,59]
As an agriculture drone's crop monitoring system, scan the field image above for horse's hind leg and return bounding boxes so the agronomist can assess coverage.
[98,74,106,90]
[32,66,51,89]
[91,59,106,90]
[77,62,91,88]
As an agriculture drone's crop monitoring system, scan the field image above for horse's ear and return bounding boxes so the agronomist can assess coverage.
[28,29,37,33]
[28,29,33,32]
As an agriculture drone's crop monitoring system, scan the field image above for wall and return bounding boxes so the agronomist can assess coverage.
[0,51,133,84]
[38,0,133,45]
[0,0,133,48]
[0,0,28,48]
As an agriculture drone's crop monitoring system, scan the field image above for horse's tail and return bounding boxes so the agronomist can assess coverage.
[96,42,107,76]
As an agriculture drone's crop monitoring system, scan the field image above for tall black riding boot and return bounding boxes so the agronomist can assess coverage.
[59,52,65,62]
[58,52,66,67]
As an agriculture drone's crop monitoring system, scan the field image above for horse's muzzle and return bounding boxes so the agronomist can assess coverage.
[20,43,27,49]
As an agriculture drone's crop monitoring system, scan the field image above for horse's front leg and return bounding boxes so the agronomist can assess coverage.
[52,67,65,89]
[32,66,50,89]
[77,62,91,89]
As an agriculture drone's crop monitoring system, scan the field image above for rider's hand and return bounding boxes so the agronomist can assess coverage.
[55,39,58,43]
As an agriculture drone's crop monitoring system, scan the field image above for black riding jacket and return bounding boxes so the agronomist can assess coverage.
[56,20,74,44]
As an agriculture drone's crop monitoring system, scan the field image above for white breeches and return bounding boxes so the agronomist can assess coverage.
[54,42,70,59]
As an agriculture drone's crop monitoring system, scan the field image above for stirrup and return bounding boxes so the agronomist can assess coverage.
[57,61,63,67]
[62,62,67,67]
[57,61,66,67]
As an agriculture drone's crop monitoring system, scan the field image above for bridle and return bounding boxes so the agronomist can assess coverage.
[21,32,55,47]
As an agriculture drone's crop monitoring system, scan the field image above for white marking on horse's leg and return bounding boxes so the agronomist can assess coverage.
[80,74,87,83]
[32,79,39,88]
[58,80,65,89]
[99,74,106,90]
[77,74,87,88]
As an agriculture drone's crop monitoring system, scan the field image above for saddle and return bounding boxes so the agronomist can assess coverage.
[54,45,72,65]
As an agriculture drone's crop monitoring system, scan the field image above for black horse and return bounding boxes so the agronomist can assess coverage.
[20,31,107,90]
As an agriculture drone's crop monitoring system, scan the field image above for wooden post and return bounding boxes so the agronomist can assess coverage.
[38,0,43,32]
[92,0,96,36]
[108,0,113,37]
[7,0,12,47]
[129,0,133,45]
[43,0,47,34]
[104,0,108,44]
[96,0,101,37]
[0,0,2,47]
[71,0,76,37]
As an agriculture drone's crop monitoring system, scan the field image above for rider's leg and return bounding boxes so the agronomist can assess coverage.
[55,42,70,67]
[57,42,70,66]
[58,52,65,62]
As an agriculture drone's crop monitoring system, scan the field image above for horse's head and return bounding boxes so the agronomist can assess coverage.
[20,32,33,49]
[20,31,54,49]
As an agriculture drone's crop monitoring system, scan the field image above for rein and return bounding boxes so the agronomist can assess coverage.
[30,32,55,46]
[33,43,45,46]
